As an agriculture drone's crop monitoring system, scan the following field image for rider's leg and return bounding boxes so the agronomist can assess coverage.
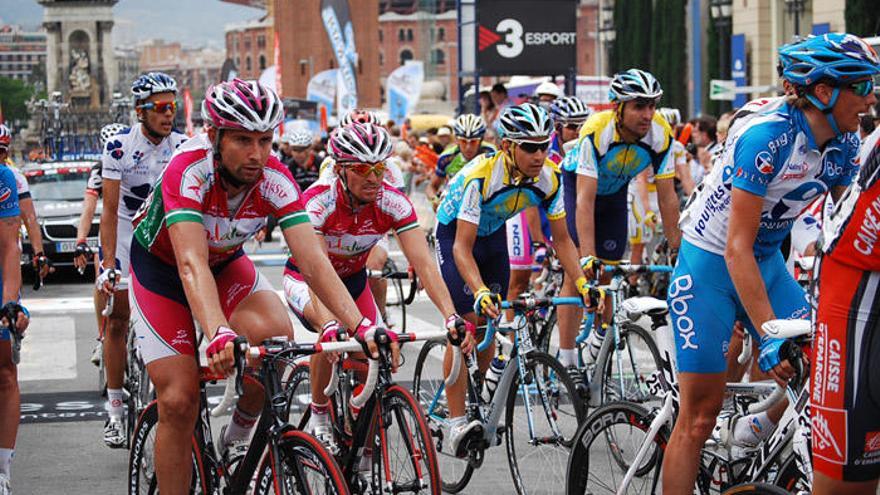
[662,372,726,494]
[103,290,129,419]
[557,275,580,367]
[0,341,19,481]
[813,475,878,495]
[365,245,388,323]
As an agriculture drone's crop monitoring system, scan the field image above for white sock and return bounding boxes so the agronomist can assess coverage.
[733,411,775,446]
[558,348,578,368]
[0,448,13,477]
[225,407,259,444]
[107,388,125,419]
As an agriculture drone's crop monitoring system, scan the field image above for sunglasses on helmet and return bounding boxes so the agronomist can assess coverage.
[137,101,177,113]
[513,139,551,154]
[343,161,386,177]
[842,79,875,97]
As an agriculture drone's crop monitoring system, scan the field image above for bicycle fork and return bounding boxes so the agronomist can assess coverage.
[617,392,674,495]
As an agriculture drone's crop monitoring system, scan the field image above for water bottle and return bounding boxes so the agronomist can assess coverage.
[584,323,608,365]
[482,355,506,402]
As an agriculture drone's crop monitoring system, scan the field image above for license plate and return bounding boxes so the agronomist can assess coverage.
[56,239,98,253]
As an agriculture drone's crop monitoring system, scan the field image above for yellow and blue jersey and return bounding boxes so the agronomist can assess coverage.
[436,151,565,237]
[572,110,675,196]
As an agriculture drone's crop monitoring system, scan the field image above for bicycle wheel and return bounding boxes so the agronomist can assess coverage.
[533,307,557,356]
[721,483,791,495]
[505,351,585,495]
[283,362,313,430]
[372,384,441,494]
[773,453,810,493]
[412,339,474,493]
[254,429,350,495]
[128,401,208,494]
[565,401,666,495]
[600,324,663,406]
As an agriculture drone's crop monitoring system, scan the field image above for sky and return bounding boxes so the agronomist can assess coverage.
[0,0,262,48]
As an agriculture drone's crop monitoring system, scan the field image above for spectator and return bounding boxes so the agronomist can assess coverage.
[480,90,497,126]
[436,126,453,150]
[692,115,719,176]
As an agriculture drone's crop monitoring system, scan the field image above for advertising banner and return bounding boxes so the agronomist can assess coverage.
[730,33,748,108]
[307,69,338,118]
[321,0,358,116]
[387,61,424,123]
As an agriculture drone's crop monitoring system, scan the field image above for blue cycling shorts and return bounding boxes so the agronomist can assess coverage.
[435,221,510,316]
[562,169,628,261]
[668,240,809,374]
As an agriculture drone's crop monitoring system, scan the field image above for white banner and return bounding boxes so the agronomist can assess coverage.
[307,69,338,117]
[386,61,424,123]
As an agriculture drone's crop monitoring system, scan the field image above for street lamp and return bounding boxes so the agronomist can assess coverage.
[710,0,733,110]
[784,0,806,37]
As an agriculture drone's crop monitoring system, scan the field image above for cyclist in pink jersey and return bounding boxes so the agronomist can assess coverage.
[129,79,381,493]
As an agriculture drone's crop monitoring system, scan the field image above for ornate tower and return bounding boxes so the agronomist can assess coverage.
[38,0,119,109]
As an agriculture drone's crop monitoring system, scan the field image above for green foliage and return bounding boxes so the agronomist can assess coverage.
[704,16,723,117]
[0,77,41,123]
[845,0,880,37]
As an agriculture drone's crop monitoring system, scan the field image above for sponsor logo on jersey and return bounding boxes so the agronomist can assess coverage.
[865,432,880,453]
[107,140,124,160]
[853,194,880,256]
[812,405,847,465]
[782,161,808,180]
[755,151,774,175]
[0,186,11,203]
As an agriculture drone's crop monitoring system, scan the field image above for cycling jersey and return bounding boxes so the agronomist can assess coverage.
[434,143,495,179]
[681,101,859,259]
[574,110,675,195]
[0,166,19,342]
[8,166,29,200]
[132,133,309,268]
[86,162,102,197]
[284,175,419,279]
[435,151,566,237]
[102,124,188,222]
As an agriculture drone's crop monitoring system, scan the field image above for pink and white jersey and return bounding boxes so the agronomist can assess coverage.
[133,133,309,267]
[285,176,419,278]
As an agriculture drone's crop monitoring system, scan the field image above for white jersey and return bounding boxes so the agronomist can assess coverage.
[9,166,29,199]
[101,123,188,222]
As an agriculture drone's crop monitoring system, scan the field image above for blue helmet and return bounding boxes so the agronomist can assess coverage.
[131,72,178,103]
[778,33,880,88]
[496,103,552,140]
[608,69,663,103]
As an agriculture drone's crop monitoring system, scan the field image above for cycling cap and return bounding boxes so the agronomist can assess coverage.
[285,128,313,148]
[131,72,178,102]
[453,114,487,139]
[550,96,593,124]
[534,81,562,99]
[202,79,284,133]
[658,107,681,127]
[0,125,11,146]
[497,103,553,140]
[340,109,381,127]
[100,123,127,147]
[328,122,393,164]
[609,69,663,102]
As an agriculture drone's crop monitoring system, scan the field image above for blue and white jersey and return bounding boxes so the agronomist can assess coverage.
[102,123,188,222]
[0,166,20,219]
[681,101,859,258]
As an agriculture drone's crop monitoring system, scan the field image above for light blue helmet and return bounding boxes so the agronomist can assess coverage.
[496,103,552,140]
[131,72,178,103]
[608,69,663,103]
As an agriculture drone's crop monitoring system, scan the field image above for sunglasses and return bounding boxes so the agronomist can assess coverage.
[344,162,386,177]
[514,139,551,154]
[137,101,177,113]
[842,79,875,97]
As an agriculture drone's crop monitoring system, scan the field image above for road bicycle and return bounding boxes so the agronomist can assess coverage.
[366,258,419,332]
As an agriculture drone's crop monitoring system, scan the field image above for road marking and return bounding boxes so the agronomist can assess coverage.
[18,316,77,381]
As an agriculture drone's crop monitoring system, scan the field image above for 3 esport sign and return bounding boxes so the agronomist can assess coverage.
[477,0,577,76]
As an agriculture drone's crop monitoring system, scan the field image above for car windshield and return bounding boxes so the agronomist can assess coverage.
[27,172,89,202]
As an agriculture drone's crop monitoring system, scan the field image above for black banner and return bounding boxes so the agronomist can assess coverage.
[476,0,577,76]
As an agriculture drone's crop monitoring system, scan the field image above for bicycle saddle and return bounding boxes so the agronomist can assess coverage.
[620,297,668,319]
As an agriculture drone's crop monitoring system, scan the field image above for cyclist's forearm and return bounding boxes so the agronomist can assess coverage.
[656,180,681,250]
[726,248,775,333]
[523,206,544,243]
[178,255,228,338]
[19,198,43,251]
[399,229,456,317]
[76,194,98,241]
[99,188,119,269]
[549,219,584,282]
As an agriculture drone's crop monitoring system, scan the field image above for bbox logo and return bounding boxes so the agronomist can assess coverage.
[478,18,575,59]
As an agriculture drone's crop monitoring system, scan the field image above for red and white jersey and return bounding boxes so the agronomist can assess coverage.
[286,175,419,278]
[821,127,880,271]
[133,133,309,267]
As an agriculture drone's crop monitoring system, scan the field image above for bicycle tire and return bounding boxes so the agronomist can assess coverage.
[600,323,663,406]
[720,483,791,495]
[773,453,810,493]
[565,401,667,495]
[505,351,585,495]
[253,429,350,495]
[534,306,558,356]
[412,339,475,493]
[372,384,442,494]
[283,362,313,430]
[128,401,208,495]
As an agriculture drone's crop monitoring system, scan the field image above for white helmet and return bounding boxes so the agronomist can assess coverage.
[534,81,562,99]
[328,122,393,164]
[452,114,486,139]
[202,78,284,133]
[284,129,313,148]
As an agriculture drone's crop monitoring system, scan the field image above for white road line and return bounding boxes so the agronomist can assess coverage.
[18,316,77,381]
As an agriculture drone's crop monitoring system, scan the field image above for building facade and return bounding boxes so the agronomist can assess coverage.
[0,25,47,85]
[225,18,273,81]
[138,39,224,101]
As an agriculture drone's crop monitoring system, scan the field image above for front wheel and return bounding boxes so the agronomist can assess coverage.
[254,430,350,495]
[505,351,585,494]
[599,323,663,406]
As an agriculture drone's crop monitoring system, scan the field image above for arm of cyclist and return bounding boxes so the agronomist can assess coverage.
[452,218,501,319]
[397,227,475,354]
[0,216,27,334]
[725,188,794,385]
[98,178,120,293]
[574,174,598,271]
[74,192,98,271]
[549,216,603,312]
[425,174,444,208]
[655,177,682,254]
[19,196,51,279]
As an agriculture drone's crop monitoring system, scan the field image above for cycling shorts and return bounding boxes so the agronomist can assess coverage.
[283,265,381,333]
[627,188,654,246]
[129,241,274,365]
[506,211,533,271]
[98,220,133,291]
[435,221,509,316]
[812,256,880,481]
[562,169,628,261]
[668,240,809,374]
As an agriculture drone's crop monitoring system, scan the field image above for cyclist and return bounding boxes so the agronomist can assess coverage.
[283,122,474,451]
[435,102,597,455]
[129,79,382,492]
[0,125,50,282]
[97,72,188,448]
[663,33,878,493]
[425,114,494,207]
[534,81,562,109]
[0,163,30,495]
[282,128,320,192]
[563,69,681,367]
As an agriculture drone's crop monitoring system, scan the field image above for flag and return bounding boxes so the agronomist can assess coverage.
[183,88,194,136]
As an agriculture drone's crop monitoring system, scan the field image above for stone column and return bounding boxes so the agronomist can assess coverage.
[43,21,61,96]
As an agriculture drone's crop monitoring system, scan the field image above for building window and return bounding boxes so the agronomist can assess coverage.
[244,38,251,50]
[379,29,383,42]
[235,57,240,69]
[406,29,413,41]
[379,51,384,66]
[245,56,252,71]
[399,48,413,65]
[431,48,445,65]
[438,27,445,41]
[259,54,266,70]
[398,29,405,41]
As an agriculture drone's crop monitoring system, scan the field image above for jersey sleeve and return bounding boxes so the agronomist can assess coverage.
[574,135,599,179]
[836,134,861,188]
[434,153,452,178]
[652,142,675,180]
[542,172,566,220]
[0,167,21,218]
[456,178,483,225]
[10,167,30,200]
[384,188,420,234]
[162,152,210,226]
[86,162,103,197]
[730,125,784,197]
[101,136,126,181]
[262,162,310,230]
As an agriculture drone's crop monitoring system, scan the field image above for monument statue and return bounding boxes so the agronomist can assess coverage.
[68,49,91,94]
